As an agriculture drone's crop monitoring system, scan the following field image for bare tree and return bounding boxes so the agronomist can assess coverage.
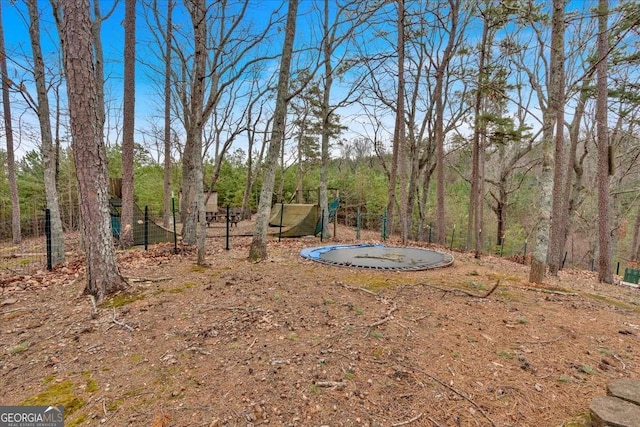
[547,0,567,276]
[162,0,174,228]
[90,0,118,136]
[433,0,462,245]
[385,0,406,240]
[528,0,563,283]
[249,0,299,261]
[241,102,270,220]
[467,7,488,257]
[176,0,282,254]
[23,0,65,263]
[394,0,408,243]
[0,0,20,244]
[120,0,136,247]
[58,0,128,303]
[182,0,208,264]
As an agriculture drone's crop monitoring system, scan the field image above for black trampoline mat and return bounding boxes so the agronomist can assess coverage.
[301,244,454,271]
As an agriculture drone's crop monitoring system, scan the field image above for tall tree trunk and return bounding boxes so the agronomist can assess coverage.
[468,16,488,256]
[560,76,591,266]
[182,0,207,264]
[0,1,21,244]
[241,115,269,220]
[385,0,405,239]
[59,0,128,303]
[162,0,174,228]
[632,206,640,261]
[277,132,285,203]
[529,0,567,283]
[120,0,136,247]
[249,0,299,261]
[27,0,65,264]
[296,112,308,204]
[405,132,420,240]
[547,0,566,275]
[318,0,332,240]
[90,0,109,135]
[434,0,459,245]
[596,0,612,283]
[395,0,408,244]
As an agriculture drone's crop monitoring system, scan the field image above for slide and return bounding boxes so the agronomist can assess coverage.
[269,204,319,237]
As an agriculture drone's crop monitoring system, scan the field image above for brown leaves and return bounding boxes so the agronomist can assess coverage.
[150,411,171,427]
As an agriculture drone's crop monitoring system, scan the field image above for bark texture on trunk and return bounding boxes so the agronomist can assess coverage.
[181,0,208,263]
[249,0,299,261]
[547,0,566,276]
[60,0,128,303]
[120,0,137,248]
[596,0,612,283]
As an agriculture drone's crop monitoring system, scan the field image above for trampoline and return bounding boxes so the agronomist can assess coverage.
[300,244,454,271]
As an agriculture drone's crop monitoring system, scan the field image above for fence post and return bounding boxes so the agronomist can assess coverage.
[500,235,505,257]
[144,206,149,251]
[382,209,387,241]
[225,205,230,250]
[172,197,178,254]
[356,207,361,240]
[45,208,52,271]
[428,223,432,244]
[278,202,284,242]
[450,224,456,251]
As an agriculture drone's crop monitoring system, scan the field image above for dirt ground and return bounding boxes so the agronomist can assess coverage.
[2,220,640,427]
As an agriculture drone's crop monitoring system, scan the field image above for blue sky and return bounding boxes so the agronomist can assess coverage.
[0,0,628,163]
[1,0,306,159]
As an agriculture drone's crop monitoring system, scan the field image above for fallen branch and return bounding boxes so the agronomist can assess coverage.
[1,307,32,315]
[44,325,73,342]
[419,280,500,299]
[112,308,134,332]
[515,335,565,345]
[336,281,378,296]
[126,276,173,283]
[364,302,399,338]
[523,286,577,296]
[613,353,627,371]
[368,303,398,328]
[391,413,423,427]
[315,381,346,390]
[246,338,257,351]
[185,346,211,355]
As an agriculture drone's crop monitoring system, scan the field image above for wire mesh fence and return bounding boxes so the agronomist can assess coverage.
[0,202,180,278]
[337,209,630,274]
[0,204,50,277]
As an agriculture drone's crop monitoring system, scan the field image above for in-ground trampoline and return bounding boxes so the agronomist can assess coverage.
[300,243,454,271]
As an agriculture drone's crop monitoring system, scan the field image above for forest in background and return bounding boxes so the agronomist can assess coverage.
[1,0,640,293]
